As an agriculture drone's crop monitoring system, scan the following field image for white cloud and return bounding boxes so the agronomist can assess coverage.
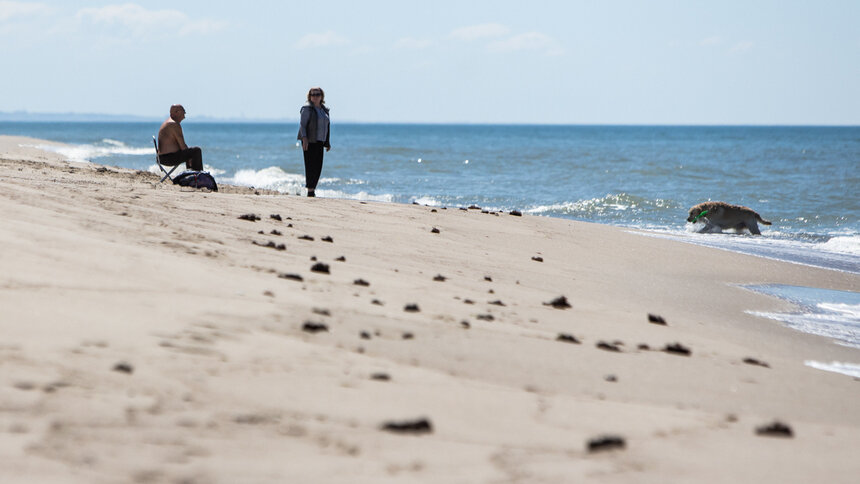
[488,32,564,56]
[75,3,226,38]
[449,23,510,41]
[295,30,348,49]
[394,37,432,49]
[699,36,723,46]
[0,1,53,22]
[730,41,754,53]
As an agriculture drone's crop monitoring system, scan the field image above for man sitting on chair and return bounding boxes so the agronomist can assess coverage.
[157,104,203,171]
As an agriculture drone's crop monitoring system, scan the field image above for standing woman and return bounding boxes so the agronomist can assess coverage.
[297,87,331,197]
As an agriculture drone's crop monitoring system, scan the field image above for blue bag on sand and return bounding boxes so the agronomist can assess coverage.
[172,171,218,191]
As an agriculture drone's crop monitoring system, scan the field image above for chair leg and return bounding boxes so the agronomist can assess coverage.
[159,163,179,183]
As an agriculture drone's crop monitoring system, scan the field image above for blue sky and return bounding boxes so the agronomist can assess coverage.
[1,0,858,124]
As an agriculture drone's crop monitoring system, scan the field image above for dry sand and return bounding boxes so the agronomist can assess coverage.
[1,134,858,483]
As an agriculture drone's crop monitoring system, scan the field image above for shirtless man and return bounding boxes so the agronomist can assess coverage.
[157,104,203,171]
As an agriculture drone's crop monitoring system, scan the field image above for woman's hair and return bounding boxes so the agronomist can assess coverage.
[306,87,326,105]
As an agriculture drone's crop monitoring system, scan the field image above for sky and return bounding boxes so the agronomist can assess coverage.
[1,0,858,124]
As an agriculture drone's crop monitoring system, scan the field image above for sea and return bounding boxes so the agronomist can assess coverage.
[3,122,859,376]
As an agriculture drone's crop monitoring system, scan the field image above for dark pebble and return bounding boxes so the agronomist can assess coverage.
[484,276,493,282]
[587,435,626,452]
[637,344,651,350]
[596,341,621,352]
[756,421,793,438]
[270,214,282,221]
[310,256,317,261]
[543,296,571,309]
[663,343,691,356]
[112,362,134,374]
[743,357,770,368]
[430,209,437,213]
[238,213,260,221]
[556,333,581,344]
[402,332,414,340]
[278,273,303,282]
[431,227,440,234]
[370,373,390,381]
[532,256,544,262]
[468,205,481,210]
[381,418,433,434]
[463,299,475,304]
[433,274,447,282]
[360,331,371,340]
[322,236,334,243]
[459,208,468,212]
[476,314,494,321]
[311,262,330,274]
[371,299,384,306]
[403,304,420,312]
[252,241,285,251]
[258,230,265,234]
[270,230,282,236]
[461,321,471,329]
[605,375,618,382]
[648,313,667,325]
[312,308,331,316]
[302,321,328,333]
[354,278,370,286]
[488,300,506,306]
[509,210,522,216]
[298,235,314,241]
[335,256,346,261]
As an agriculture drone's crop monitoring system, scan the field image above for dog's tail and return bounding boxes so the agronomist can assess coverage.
[756,213,772,225]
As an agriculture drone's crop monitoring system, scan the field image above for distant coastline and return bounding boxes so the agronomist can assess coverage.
[0,111,296,124]
[1,112,857,127]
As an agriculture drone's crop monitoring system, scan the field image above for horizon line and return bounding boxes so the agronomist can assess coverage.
[0,111,857,128]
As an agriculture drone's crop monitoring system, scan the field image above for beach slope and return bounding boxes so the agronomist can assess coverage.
[1,135,858,483]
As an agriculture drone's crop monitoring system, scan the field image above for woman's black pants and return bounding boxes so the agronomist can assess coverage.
[303,142,325,191]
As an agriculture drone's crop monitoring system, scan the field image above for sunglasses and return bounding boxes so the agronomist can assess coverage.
[310,92,322,96]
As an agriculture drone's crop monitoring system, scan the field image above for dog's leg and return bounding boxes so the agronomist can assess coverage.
[747,220,761,235]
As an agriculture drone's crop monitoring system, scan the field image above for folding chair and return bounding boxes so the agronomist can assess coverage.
[153,136,181,183]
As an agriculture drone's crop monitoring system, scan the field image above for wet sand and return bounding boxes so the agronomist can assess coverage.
[1,134,858,483]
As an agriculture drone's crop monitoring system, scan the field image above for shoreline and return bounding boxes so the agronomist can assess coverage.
[1,135,859,482]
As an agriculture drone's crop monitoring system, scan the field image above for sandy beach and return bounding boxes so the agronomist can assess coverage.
[1,134,858,483]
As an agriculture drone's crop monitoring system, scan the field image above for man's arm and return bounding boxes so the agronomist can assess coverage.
[172,124,189,151]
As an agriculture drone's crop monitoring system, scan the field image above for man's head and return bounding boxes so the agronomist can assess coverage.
[169,104,186,122]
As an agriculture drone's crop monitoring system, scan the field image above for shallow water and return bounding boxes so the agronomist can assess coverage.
[743,284,860,378]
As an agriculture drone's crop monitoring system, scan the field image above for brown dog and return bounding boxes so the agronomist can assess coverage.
[687,201,772,235]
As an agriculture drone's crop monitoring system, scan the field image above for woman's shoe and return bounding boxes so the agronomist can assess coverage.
[307,189,315,198]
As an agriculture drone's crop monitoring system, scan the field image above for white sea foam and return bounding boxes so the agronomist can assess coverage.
[314,190,394,202]
[820,236,860,257]
[225,167,305,193]
[34,140,152,162]
[804,361,860,379]
[635,229,860,274]
[744,285,860,349]
[412,196,442,206]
